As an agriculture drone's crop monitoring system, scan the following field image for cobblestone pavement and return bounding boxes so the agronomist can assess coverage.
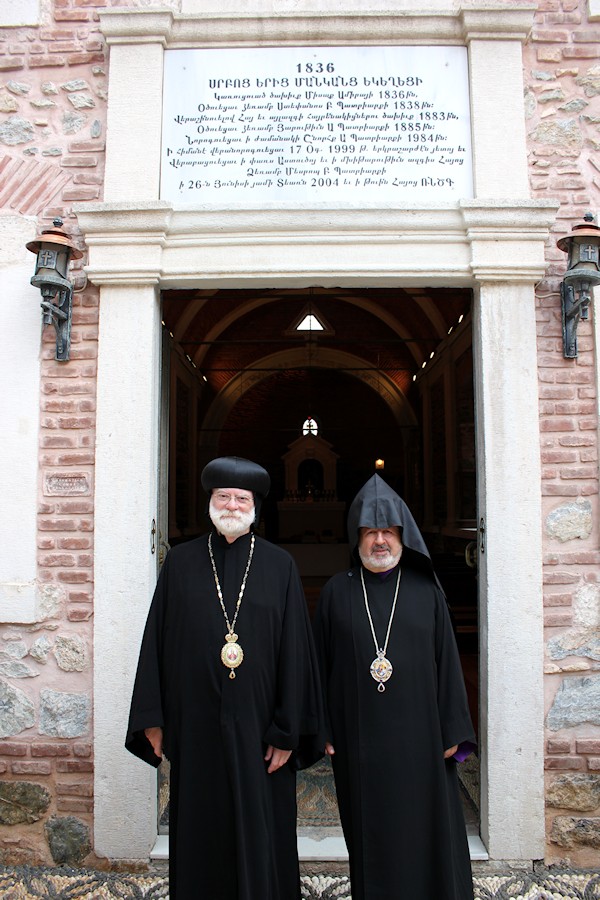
[1,866,600,899]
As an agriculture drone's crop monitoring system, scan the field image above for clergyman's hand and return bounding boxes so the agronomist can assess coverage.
[264,745,292,773]
[444,744,458,759]
[145,726,163,760]
[325,742,335,756]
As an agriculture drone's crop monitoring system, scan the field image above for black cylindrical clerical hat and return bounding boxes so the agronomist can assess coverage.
[201,456,271,498]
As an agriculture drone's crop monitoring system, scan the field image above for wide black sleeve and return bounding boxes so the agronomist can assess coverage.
[311,580,334,745]
[434,586,476,752]
[262,556,326,770]
[125,554,170,768]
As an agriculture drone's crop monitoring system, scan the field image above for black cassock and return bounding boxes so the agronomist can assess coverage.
[126,531,323,900]
[314,564,476,900]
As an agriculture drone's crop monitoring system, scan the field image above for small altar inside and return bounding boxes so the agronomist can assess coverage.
[276,432,349,580]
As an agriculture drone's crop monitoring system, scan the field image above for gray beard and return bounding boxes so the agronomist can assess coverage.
[359,547,402,572]
[209,501,255,538]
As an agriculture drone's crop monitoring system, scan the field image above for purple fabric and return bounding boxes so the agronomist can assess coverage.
[453,740,477,762]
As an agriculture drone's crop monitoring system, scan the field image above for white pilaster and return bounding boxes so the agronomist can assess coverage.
[473,281,545,860]
[94,283,162,857]
[104,40,166,202]
[467,39,530,199]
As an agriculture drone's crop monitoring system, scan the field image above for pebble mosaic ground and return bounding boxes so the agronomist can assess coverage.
[1,866,600,899]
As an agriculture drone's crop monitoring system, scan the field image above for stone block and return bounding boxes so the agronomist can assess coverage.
[0,115,34,145]
[53,634,88,672]
[529,119,583,152]
[0,681,35,738]
[574,583,600,628]
[545,499,593,542]
[546,774,600,811]
[547,627,600,662]
[39,689,90,738]
[547,675,600,730]
[0,660,38,678]
[29,636,53,663]
[550,815,600,849]
[575,65,600,95]
[44,815,91,865]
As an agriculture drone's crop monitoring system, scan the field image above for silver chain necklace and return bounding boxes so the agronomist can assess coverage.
[360,566,402,692]
[208,532,255,679]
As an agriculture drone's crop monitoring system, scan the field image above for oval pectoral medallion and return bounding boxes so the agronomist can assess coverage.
[370,654,393,692]
[221,633,243,679]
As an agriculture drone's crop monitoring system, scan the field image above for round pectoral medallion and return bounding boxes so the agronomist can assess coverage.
[221,634,243,678]
[370,655,393,692]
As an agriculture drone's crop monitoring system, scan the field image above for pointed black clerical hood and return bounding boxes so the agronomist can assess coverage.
[347,474,439,583]
[201,456,270,525]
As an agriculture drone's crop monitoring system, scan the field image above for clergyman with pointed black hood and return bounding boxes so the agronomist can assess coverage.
[313,473,476,900]
[126,456,324,900]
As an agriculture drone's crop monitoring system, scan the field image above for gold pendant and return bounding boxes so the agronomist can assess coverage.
[221,632,243,678]
[370,653,392,692]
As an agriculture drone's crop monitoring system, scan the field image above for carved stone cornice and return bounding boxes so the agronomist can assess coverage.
[99,3,536,48]
[75,198,559,288]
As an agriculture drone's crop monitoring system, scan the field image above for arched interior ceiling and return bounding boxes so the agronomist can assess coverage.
[163,285,471,395]
[162,285,472,501]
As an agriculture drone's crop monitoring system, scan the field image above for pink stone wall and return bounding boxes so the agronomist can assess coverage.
[524,0,600,867]
[0,0,107,867]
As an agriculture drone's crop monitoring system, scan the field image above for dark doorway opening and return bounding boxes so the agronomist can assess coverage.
[158,285,479,832]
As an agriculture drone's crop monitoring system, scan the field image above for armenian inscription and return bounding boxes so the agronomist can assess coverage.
[45,474,89,496]
[161,46,473,205]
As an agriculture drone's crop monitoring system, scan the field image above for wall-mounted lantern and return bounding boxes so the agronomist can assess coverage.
[375,458,385,471]
[26,218,83,362]
[556,212,600,358]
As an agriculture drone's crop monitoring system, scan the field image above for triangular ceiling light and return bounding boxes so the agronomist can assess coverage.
[286,303,334,337]
[297,314,324,331]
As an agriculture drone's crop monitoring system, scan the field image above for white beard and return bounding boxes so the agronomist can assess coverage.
[209,500,255,538]
[359,547,402,571]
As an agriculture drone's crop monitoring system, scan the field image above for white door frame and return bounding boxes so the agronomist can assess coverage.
[77,2,559,864]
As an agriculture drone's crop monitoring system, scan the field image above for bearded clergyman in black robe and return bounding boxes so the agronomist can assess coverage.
[126,456,324,900]
[313,474,476,900]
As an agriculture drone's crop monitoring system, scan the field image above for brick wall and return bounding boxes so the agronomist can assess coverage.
[0,0,107,868]
[525,0,600,866]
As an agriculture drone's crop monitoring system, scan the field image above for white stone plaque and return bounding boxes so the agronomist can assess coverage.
[44,473,90,496]
[161,46,473,206]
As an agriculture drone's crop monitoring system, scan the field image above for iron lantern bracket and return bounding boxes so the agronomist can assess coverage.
[560,280,590,360]
[40,284,73,362]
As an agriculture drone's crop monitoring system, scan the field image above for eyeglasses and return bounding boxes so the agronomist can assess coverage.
[213,491,254,508]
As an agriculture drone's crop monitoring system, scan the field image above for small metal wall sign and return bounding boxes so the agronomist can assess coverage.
[161,45,473,206]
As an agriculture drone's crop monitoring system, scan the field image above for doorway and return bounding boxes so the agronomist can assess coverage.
[158,285,479,837]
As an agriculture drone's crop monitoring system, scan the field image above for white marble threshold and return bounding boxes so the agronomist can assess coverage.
[151,827,489,862]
